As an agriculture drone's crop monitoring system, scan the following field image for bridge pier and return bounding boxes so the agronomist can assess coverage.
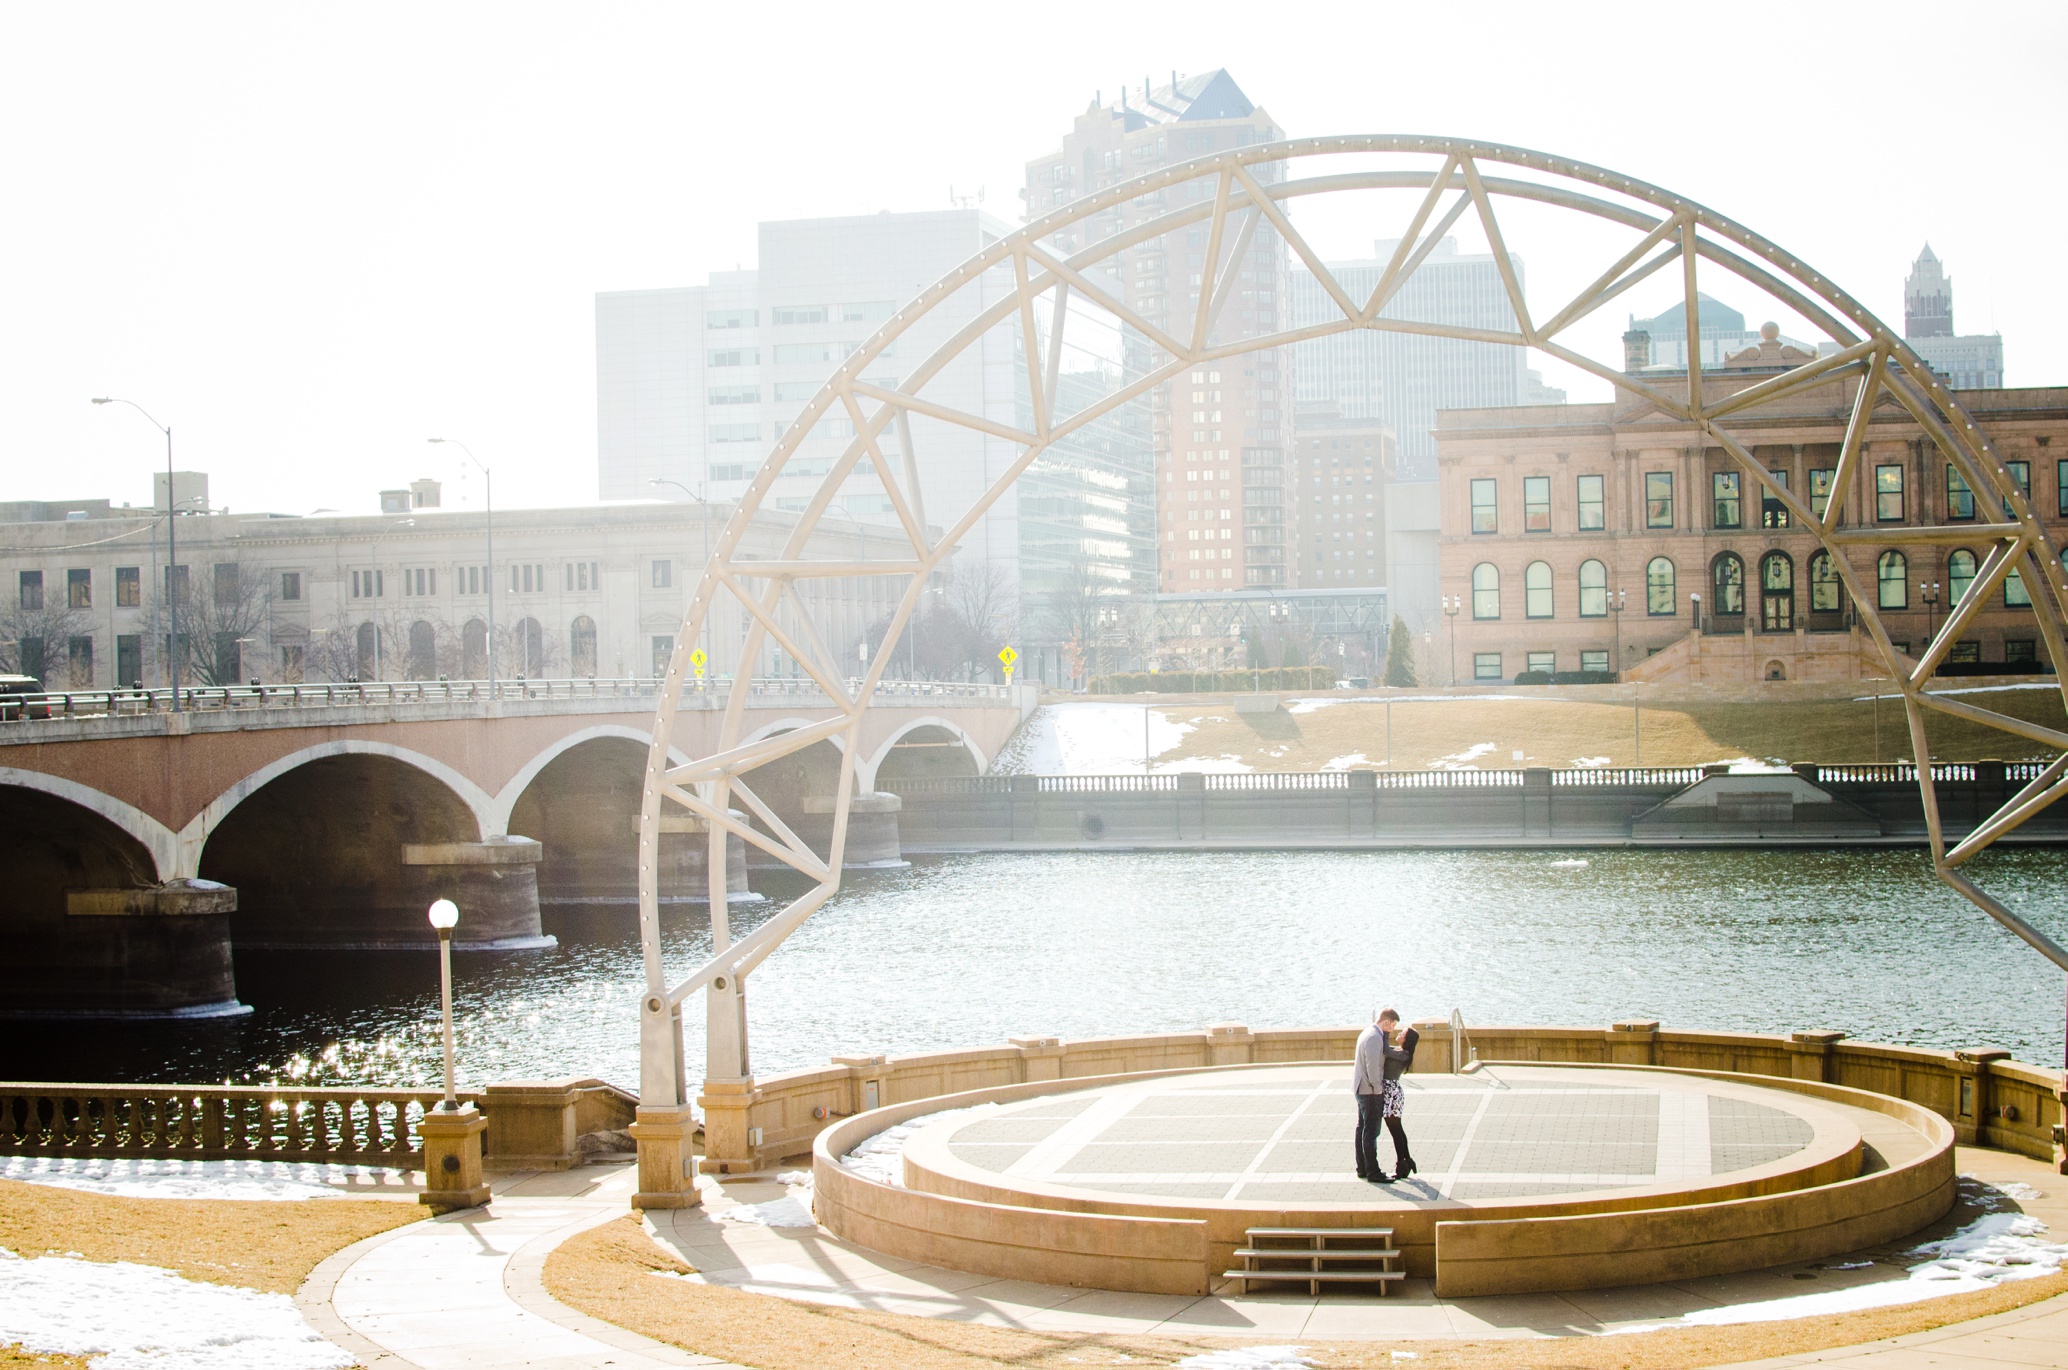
[401,838,556,950]
[5,880,249,1019]
[655,812,752,902]
[798,792,905,868]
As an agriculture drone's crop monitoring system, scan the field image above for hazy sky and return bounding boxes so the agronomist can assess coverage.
[3,3,2061,518]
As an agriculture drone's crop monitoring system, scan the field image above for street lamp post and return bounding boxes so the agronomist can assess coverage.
[430,440,494,689]
[1609,589,1627,678]
[1922,580,1942,642]
[92,398,180,710]
[428,898,460,1110]
[1442,594,1460,684]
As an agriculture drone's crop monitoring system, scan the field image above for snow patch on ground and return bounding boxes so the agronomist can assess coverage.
[1547,859,1590,868]
[1716,757,1796,773]
[715,1195,817,1228]
[0,1247,353,1369]
[1176,1348,1316,1368]
[0,1156,409,1201]
[1616,1180,2065,1331]
[1286,693,1531,715]
[1572,756,1612,768]
[992,704,1196,774]
[1322,753,1370,770]
[838,1103,1001,1187]
[1429,742,1496,770]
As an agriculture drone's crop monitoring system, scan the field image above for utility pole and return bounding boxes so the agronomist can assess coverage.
[94,398,179,710]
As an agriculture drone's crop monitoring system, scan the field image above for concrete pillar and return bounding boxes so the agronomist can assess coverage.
[1523,767,1551,839]
[833,1054,891,1114]
[417,1105,490,1211]
[1953,1047,2013,1145]
[1607,1019,1660,1065]
[401,838,553,949]
[1206,1022,1255,1067]
[696,1078,758,1175]
[1788,1030,1846,1082]
[1349,769,1378,838]
[1410,1020,1452,1073]
[656,811,751,900]
[1177,773,1205,841]
[42,880,246,1019]
[1012,1036,1064,1082]
[1009,773,1039,841]
[798,793,904,868]
[628,1104,700,1208]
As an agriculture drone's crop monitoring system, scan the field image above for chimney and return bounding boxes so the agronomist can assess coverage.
[410,477,443,509]
[1623,328,1652,372]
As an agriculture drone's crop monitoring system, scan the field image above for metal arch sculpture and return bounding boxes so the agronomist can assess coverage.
[635,135,2068,1125]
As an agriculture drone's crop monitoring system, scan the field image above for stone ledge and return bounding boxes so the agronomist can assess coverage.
[65,879,236,916]
[402,837,544,866]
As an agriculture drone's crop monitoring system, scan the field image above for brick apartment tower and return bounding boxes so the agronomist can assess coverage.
[1023,71,1292,592]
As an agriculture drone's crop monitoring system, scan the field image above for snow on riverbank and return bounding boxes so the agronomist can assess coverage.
[0,1247,352,1369]
[838,1103,1000,1187]
[0,1156,409,1201]
[992,703,1249,774]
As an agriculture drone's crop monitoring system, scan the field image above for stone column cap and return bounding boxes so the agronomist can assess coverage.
[481,1079,584,1100]
[1956,1047,2014,1063]
[1791,1030,1848,1045]
[66,880,237,917]
[402,837,543,866]
[416,1103,489,1135]
[1010,1036,1062,1050]
[831,1054,888,1069]
[1205,1022,1253,1038]
[1610,1019,1660,1033]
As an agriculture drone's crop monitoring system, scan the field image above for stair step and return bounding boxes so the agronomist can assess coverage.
[1236,1248,1401,1261]
[1223,1269,1407,1283]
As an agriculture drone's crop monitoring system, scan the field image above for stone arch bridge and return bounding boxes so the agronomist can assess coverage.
[0,679,1028,1018]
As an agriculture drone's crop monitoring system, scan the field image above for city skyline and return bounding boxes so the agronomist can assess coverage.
[2,5,2058,523]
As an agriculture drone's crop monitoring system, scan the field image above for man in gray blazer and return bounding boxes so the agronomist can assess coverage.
[1351,1013,1390,1182]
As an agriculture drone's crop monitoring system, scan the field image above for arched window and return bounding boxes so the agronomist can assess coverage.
[1711,553,1745,616]
[2005,564,2031,608]
[406,620,437,679]
[355,622,378,679]
[570,615,598,677]
[1578,559,1608,617]
[1877,551,1908,610]
[1645,557,1676,615]
[1760,552,1794,631]
[1947,550,1977,605]
[462,618,488,679]
[1524,561,1553,619]
[1471,563,1500,620]
[514,616,546,675]
[1809,551,1842,613]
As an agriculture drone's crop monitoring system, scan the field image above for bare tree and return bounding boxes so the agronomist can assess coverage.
[0,602,91,686]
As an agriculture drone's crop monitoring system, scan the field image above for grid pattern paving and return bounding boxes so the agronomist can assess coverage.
[933,1067,1819,1204]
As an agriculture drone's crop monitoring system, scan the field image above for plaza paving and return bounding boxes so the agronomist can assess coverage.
[914,1065,1827,1205]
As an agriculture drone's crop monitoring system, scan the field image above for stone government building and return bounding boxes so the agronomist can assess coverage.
[1435,333,2067,684]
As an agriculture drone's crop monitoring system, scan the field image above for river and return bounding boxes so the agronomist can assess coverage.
[8,847,2066,1088]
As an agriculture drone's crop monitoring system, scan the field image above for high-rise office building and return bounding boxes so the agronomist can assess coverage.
[1289,236,1531,482]
[1903,244,2004,389]
[1022,70,1292,594]
[595,210,1156,633]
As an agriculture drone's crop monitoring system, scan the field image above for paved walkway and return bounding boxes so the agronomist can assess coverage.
[301,1146,2068,1368]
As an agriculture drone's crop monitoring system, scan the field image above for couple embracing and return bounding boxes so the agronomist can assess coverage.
[1352,1009,1417,1184]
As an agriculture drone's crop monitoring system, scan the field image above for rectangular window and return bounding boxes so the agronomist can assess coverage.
[706,308,756,329]
[1580,649,1609,674]
[1947,466,1975,521]
[165,565,189,603]
[280,571,302,601]
[565,561,599,592]
[1809,468,1835,521]
[2005,638,2037,664]
[772,381,821,401]
[116,634,141,688]
[214,563,240,606]
[1712,471,1741,529]
[706,348,758,367]
[350,569,383,599]
[66,569,90,608]
[835,301,895,323]
[1523,476,1550,531]
[67,635,93,688]
[1948,641,1981,664]
[771,305,826,326]
[2059,460,2068,517]
[650,635,674,677]
[709,422,761,443]
[1763,470,1790,528]
[1526,651,1555,675]
[1875,464,1905,521]
[1645,471,1674,529]
[19,571,42,611]
[707,385,759,405]
[773,342,839,364]
[1473,652,1502,681]
[2005,460,2031,516]
[1469,478,1497,534]
[2005,567,2031,608]
[709,463,750,481]
[652,559,672,589]
[1577,474,1604,531]
[116,566,140,607]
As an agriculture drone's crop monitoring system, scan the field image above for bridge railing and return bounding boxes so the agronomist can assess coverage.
[0,1082,459,1168]
[0,675,1015,725]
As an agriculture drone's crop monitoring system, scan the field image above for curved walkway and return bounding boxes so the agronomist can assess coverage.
[304,1150,2068,1368]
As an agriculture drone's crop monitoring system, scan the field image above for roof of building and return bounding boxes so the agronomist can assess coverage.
[1630,292,1747,339]
[1114,69,1257,128]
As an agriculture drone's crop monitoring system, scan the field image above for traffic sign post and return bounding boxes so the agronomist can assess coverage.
[690,647,708,681]
[998,644,1018,683]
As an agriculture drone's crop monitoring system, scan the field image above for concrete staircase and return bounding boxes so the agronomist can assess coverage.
[1225,1226,1404,1296]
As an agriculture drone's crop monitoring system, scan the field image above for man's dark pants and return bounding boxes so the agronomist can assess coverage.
[1354,1091,1385,1179]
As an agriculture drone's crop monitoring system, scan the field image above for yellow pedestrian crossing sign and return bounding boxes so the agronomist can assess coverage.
[690,647,707,678]
[998,645,1017,680]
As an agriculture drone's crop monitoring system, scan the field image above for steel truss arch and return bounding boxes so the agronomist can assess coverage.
[635,135,2068,1119]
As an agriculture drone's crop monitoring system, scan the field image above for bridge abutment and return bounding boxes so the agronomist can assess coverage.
[799,792,904,868]
[15,881,247,1019]
[401,838,555,950]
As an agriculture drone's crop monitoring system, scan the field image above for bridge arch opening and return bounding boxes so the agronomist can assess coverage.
[867,719,984,792]
[198,751,491,949]
[0,783,238,1017]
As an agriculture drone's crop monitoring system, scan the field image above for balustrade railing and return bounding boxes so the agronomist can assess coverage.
[0,675,1016,726]
[0,1083,467,1168]
[1202,772,1350,791]
[1810,763,1981,785]
[1550,767,1707,787]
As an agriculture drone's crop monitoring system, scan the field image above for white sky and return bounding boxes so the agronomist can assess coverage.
[2,2,2061,518]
